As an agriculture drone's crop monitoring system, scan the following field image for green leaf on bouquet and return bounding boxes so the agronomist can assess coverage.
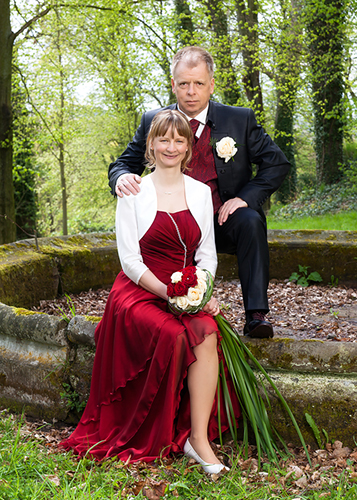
[215,314,311,467]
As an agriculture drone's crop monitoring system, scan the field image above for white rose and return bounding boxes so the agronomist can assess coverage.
[187,287,203,306]
[168,296,177,304]
[176,296,189,309]
[171,271,183,283]
[216,137,237,163]
[196,278,207,293]
[196,268,207,281]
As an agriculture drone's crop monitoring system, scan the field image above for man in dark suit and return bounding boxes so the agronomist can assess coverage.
[108,46,290,338]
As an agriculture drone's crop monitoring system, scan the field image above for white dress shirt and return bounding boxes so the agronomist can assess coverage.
[177,105,209,139]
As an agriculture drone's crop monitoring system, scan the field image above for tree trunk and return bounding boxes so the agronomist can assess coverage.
[57,16,68,236]
[174,0,195,45]
[305,0,346,185]
[274,0,301,203]
[274,86,297,203]
[0,0,16,243]
[235,0,264,124]
[203,0,241,106]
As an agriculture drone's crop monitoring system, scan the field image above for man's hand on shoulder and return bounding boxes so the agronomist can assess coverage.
[218,197,248,225]
[116,173,142,197]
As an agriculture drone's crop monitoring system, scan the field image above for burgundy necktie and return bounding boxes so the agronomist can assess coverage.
[190,119,200,142]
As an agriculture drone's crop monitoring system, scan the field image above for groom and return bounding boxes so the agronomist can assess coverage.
[108,46,290,338]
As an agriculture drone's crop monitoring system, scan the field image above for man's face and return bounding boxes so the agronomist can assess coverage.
[171,61,214,118]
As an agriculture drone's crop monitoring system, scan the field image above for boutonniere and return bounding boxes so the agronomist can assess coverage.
[210,136,240,163]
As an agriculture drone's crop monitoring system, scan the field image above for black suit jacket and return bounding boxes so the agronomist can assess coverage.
[108,101,290,213]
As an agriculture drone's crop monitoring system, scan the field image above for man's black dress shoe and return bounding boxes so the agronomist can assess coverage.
[244,312,274,339]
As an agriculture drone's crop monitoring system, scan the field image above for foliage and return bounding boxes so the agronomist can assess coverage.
[305,412,323,448]
[269,181,357,221]
[12,64,38,240]
[305,412,330,449]
[60,383,86,414]
[342,141,357,189]
[267,0,303,203]
[329,275,339,287]
[289,265,323,287]
[56,294,76,323]
[3,0,357,240]
[2,410,357,499]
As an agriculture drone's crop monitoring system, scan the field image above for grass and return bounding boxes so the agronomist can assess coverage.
[1,411,357,499]
[267,210,357,230]
[267,181,357,230]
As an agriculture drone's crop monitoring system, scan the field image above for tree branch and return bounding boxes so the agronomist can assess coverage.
[13,63,60,150]
[13,3,114,40]
[13,6,53,39]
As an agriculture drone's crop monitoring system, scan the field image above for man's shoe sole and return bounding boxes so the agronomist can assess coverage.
[244,322,274,339]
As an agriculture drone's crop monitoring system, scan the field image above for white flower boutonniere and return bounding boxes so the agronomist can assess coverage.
[216,136,238,163]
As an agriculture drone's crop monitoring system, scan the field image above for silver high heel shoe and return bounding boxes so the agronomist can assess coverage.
[183,438,230,474]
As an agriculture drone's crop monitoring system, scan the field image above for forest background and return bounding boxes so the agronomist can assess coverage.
[1,0,357,244]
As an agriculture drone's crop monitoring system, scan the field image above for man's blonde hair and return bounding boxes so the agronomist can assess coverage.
[171,46,214,79]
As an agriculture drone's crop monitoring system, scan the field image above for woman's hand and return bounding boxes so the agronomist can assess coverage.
[203,297,220,316]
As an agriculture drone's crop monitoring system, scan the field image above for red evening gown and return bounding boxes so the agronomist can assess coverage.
[60,210,241,462]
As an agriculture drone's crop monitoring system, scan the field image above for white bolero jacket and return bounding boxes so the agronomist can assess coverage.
[116,174,218,285]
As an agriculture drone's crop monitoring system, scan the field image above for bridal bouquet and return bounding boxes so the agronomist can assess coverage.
[167,266,214,314]
[167,267,310,466]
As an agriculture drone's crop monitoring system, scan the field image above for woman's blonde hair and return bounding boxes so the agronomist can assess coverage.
[145,109,193,172]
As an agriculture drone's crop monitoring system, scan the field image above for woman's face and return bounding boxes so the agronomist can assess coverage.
[150,126,188,170]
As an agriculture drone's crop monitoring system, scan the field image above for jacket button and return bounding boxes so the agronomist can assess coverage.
[220,169,225,174]
[223,190,228,195]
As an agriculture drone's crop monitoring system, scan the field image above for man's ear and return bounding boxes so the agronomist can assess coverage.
[210,78,215,95]
[171,77,176,94]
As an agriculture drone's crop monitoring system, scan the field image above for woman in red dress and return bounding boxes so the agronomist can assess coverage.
[61,110,240,473]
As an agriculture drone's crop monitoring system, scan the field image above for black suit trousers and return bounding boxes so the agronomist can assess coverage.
[214,207,269,314]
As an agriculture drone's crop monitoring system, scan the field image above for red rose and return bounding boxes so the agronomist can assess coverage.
[183,266,196,274]
[182,271,198,287]
[167,283,175,298]
[174,281,188,297]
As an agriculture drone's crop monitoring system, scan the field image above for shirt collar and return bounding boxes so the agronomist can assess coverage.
[177,104,209,125]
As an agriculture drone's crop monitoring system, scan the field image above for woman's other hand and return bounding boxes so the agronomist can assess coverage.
[203,297,220,316]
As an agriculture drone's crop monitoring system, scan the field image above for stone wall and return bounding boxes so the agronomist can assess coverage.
[1,230,356,308]
[0,233,118,307]
[1,303,357,448]
[0,230,357,447]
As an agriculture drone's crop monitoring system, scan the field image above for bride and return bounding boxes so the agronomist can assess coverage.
[61,109,240,473]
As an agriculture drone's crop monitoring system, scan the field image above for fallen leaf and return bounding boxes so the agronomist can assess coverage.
[332,440,343,450]
[332,447,351,459]
[44,475,60,486]
[295,475,308,488]
[143,482,167,499]
[288,465,304,478]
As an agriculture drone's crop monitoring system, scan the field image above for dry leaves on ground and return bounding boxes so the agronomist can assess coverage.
[25,281,357,496]
[18,417,357,497]
[32,280,357,341]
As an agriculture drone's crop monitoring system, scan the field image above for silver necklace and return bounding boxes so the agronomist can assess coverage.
[154,174,183,196]
[160,186,182,195]
[166,212,187,268]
